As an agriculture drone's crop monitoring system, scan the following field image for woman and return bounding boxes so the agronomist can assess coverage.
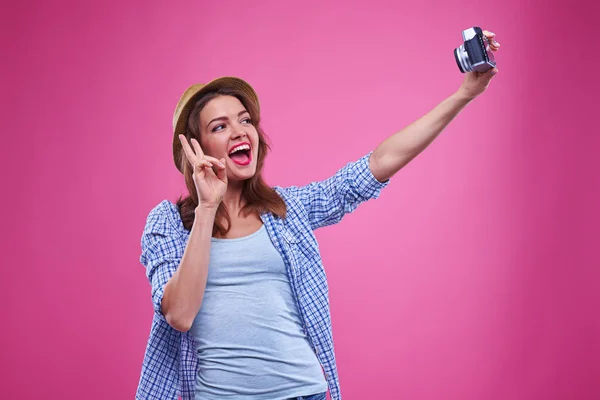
[136,31,501,400]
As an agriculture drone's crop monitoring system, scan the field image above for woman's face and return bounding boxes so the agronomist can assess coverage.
[198,95,259,183]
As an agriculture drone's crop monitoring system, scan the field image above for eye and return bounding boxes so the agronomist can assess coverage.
[241,117,252,124]
[212,124,226,132]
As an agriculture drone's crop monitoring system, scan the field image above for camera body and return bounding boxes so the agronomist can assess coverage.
[454,27,496,73]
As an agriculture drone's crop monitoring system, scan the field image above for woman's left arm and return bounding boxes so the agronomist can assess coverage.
[369,30,501,183]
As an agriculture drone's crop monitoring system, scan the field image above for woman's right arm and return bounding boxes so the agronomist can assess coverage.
[161,205,217,332]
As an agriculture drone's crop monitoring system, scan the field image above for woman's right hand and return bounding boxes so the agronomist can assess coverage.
[179,134,227,209]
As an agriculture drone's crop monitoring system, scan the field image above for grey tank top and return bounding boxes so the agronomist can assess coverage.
[189,224,327,399]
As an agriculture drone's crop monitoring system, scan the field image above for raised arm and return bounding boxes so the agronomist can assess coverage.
[149,136,227,332]
[369,30,500,182]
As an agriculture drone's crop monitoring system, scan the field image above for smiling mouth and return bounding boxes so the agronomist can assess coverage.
[228,144,252,166]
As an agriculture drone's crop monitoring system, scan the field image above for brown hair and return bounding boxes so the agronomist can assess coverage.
[176,87,286,236]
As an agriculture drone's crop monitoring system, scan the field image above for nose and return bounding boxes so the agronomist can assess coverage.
[230,121,247,140]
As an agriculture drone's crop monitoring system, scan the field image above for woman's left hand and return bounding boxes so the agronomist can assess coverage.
[457,30,501,100]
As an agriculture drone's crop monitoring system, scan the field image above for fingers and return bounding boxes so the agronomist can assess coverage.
[178,134,197,165]
[201,155,227,182]
[178,135,211,170]
[214,158,228,183]
[177,135,226,183]
[483,30,500,50]
[178,135,218,174]
[202,155,225,168]
[190,152,226,181]
[190,138,205,157]
[478,67,498,79]
[195,159,214,171]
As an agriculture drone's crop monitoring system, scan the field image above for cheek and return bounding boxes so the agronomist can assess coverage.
[250,131,260,151]
[200,137,227,158]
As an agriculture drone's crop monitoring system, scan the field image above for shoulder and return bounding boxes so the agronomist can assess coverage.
[272,186,303,208]
[143,200,186,238]
[140,200,188,262]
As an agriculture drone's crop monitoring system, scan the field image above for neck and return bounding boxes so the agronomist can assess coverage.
[222,180,246,217]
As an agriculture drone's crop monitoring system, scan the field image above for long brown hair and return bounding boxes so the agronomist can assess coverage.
[176,87,286,236]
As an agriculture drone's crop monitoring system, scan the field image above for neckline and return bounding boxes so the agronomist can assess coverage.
[211,224,266,243]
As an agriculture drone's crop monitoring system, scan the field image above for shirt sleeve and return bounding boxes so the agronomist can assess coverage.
[282,151,390,230]
[139,201,186,321]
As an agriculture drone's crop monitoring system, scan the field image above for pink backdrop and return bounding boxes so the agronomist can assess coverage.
[3,0,599,399]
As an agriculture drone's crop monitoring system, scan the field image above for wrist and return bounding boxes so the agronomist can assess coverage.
[195,204,218,219]
[454,87,477,103]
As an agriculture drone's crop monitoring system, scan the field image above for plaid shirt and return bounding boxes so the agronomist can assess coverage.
[136,152,389,399]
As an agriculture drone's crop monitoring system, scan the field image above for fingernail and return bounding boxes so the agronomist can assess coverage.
[219,162,224,167]
[494,41,500,46]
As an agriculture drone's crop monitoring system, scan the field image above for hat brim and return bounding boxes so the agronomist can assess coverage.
[172,76,260,173]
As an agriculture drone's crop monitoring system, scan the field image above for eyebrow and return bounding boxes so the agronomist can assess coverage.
[206,110,249,129]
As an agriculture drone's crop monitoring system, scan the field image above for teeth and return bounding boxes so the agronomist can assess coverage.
[229,144,250,154]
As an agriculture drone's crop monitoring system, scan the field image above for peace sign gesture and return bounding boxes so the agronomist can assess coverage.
[178,134,228,209]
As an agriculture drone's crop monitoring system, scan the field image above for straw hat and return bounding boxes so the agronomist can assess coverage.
[171,76,260,173]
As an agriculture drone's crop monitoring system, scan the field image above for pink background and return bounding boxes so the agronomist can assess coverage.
[3,0,599,399]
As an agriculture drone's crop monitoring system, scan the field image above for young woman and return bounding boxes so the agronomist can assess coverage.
[136,31,501,400]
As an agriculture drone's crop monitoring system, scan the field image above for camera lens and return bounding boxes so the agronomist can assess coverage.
[454,45,472,73]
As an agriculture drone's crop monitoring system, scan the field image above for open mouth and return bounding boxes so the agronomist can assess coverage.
[228,143,252,166]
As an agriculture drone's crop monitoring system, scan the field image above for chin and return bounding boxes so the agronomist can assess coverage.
[229,167,257,183]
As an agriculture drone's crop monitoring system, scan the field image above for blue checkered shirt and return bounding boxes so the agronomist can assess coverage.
[136,152,389,399]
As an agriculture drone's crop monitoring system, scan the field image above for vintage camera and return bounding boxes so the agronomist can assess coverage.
[454,27,496,73]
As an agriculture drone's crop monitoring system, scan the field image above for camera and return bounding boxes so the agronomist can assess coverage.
[454,27,496,73]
